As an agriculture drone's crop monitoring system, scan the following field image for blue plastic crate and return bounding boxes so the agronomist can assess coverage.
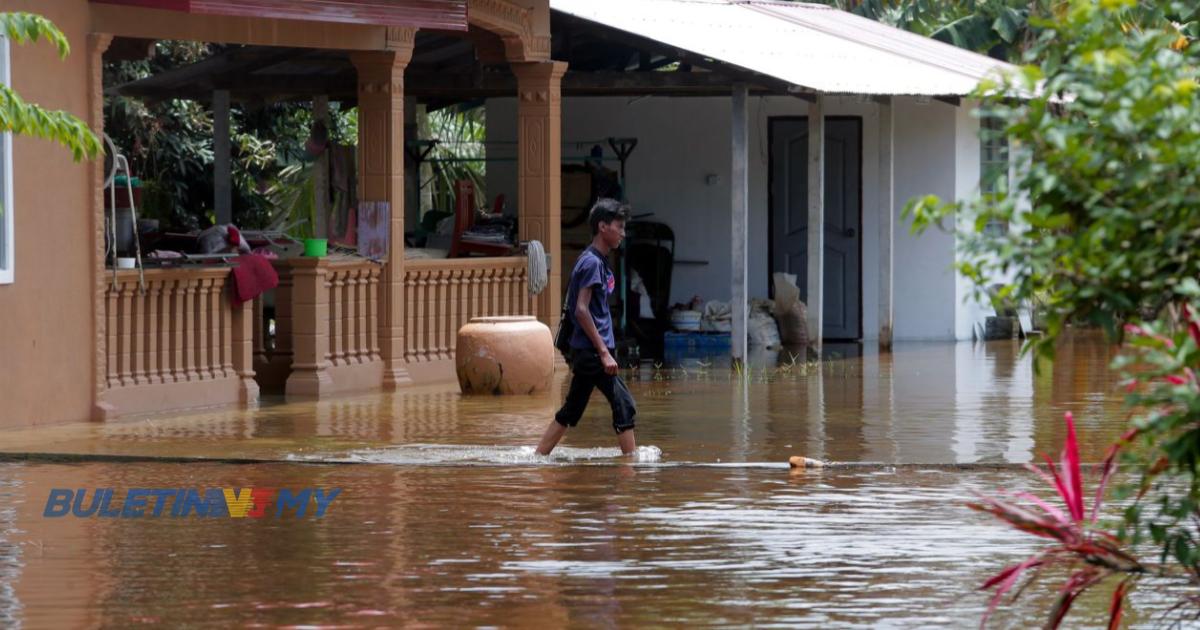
[664,331,732,350]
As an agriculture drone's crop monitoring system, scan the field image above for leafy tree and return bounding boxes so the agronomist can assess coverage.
[104,42,356,231]
[0,12,100,161]
[907,0,1200,355]
[815,0,1051,60]
[905,0,1200,623]
[423,104,487,214]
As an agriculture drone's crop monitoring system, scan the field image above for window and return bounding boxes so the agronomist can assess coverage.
[980,115,1009,237]
[0,35,12,285]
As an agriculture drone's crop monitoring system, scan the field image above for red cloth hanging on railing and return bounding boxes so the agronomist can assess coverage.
[230,254,279,306]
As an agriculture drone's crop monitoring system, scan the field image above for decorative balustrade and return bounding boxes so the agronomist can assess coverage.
[403,257,535,364]
[103,267,257,415]
[285,256,384,396]
[105,256,534,406]
[326,260,382,367]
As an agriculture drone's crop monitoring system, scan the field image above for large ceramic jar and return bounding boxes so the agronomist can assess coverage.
[456,316,553,395]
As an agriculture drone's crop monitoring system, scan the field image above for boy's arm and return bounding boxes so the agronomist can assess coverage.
[575,285,619,375]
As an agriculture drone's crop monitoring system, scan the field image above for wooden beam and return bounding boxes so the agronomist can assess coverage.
[731,83,749,364]
[110,46,312,100]
[121,67,768,102]
[806,96,825,353]
[313,95,330,239]
[877,96,895,350]
[213,89,232,225]
[561,71,767,95]
[406,70,779,98]
[116,62,794,104]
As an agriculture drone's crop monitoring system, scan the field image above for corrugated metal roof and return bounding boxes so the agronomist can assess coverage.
[550,0,1017,96]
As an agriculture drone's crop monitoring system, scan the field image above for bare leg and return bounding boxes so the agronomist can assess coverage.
[617,429,637,455]
[536,420,568,456]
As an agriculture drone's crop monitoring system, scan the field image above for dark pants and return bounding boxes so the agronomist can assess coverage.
[555,348,637,434]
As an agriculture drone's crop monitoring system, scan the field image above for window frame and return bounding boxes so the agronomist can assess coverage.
[980,114,1010,238]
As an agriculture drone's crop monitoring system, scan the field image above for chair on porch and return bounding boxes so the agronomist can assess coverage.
[448,180,514,258]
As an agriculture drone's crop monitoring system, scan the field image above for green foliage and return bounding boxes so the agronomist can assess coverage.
[106,42,217,229]
[104,42,357,231]
[905,0,1200,360]
[814,0,1054,60]
[424,104,487,213]
[0,13,100,163]
[0,12,69,58]
[1112,282,1200,583]
[901,0,1200,621]
[258,162,317,240]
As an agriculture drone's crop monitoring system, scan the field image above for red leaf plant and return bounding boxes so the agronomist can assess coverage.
[968,412,1144,628]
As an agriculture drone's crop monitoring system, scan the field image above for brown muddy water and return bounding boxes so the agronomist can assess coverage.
[0,336,1185,627]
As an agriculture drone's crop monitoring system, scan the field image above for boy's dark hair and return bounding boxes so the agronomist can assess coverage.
[589,198,630,235]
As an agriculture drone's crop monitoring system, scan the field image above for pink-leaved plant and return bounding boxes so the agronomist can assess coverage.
[969,412,1143,628]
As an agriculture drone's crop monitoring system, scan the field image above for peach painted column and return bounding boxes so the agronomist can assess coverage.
[286,257,332,397]
[512,61,567,332]
[90,33,114,421]
[231,286,260,406]
[273,262,295,368]
[351,27,416,390]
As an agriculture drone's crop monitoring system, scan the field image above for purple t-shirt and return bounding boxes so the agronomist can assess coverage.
[566,247,615,350]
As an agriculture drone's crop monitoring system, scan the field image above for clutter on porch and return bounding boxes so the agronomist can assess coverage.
[651,273,810,366]
[447,181,517,257]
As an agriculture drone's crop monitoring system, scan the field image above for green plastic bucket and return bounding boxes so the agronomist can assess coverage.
[303,238,328,257]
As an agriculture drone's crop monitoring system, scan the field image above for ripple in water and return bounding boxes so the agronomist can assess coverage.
[291,443,663,466]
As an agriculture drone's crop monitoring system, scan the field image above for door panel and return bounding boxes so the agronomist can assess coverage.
[770,117,862,340]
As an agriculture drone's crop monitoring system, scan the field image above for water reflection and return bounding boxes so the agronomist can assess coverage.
[0,462,1185,627]
[0,337,1130,466]
[0,334,1156,626]
[0,476,21,627]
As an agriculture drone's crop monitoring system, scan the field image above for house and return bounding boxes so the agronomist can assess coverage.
[0,0,1014,430]
[0,0,560,429]
[484,0,1017,353]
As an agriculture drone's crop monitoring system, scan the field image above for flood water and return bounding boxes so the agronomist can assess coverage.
[0,335,1182,627]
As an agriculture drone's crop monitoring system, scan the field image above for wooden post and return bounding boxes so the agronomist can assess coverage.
[213,89,232,225]
[512,61,568,332]
[731,83,749,364]
[352,27,416,390]
[313,94,330,239]
[286,257,332,396]
[807,97,825,354]
[878,96,895,351]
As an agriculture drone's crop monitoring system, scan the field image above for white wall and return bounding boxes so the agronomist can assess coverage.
[891,98,960,340]
[953,100,985,341]
[487,94,974,341]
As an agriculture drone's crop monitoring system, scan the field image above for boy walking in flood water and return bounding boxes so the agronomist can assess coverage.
[536,198,638,456]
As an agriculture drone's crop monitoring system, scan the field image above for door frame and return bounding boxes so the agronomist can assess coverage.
[766,115,864,341]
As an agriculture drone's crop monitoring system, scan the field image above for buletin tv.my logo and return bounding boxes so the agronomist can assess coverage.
[43,488,341,519]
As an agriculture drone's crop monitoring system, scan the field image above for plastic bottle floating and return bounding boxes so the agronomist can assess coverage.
[788,455,826,469]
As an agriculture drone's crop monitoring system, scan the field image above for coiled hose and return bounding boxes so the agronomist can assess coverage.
[526,239,548,295]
